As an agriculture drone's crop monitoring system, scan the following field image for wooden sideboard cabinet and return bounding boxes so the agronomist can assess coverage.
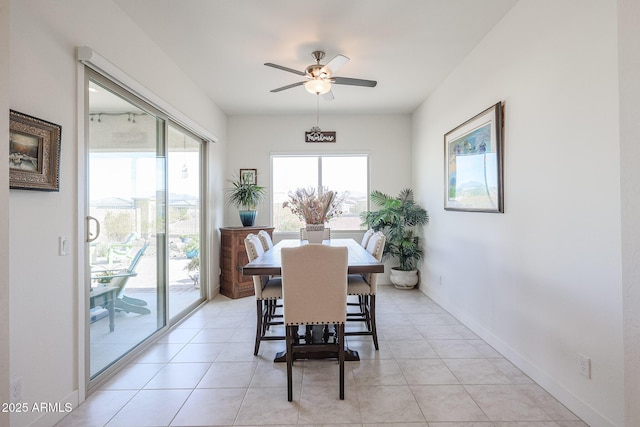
[219,226,274,299]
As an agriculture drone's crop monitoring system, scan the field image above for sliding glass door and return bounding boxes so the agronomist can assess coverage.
[86,69,205,381]
[167,124,203,319]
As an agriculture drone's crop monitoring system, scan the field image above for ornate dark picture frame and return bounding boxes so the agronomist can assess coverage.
[9,110,61,191]
[240,168,257,185]
[444,102,504,213]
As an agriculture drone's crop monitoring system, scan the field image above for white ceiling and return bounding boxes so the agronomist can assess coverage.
[113,0,518,116]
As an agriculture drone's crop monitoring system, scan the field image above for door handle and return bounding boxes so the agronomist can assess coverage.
[87,216,101,243]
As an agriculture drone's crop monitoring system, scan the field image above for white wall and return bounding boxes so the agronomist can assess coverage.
[1,0,10,425]
[8,1,226,426]
[226,114,412,225]
[226,114,412,283]
[618,1,640,426]
[226,114,412,221]
[6,0,633,426]
[412,1,623,426]
[226,114,412,224]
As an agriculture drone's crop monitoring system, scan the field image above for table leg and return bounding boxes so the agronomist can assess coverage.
[107,291,115,332]
[274,347,359,362]
[273,323,360,362]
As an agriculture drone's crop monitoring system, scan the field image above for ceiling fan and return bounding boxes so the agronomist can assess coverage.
[264,50,377,100]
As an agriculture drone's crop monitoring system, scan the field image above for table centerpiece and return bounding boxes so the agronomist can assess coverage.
[283,187,344,243]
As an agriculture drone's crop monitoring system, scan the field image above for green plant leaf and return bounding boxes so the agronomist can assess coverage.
[226,173,266,209]
[361,188,429,271]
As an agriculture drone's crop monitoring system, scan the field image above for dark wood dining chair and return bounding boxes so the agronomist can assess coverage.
[281,244,348,401]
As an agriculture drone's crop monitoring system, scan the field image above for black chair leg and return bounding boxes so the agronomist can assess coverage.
[370,295,379,350]
[363,295,372,331]
[338,323,345,400]
[262,301,270,335]
[265,300,274,330]
[286,325,294,402]
[254,300,263,355]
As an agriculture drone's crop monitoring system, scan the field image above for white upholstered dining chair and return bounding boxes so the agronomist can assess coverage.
[346,231,385,349]
[244,234,284,355]
[257,229,274,251]
[281,244,349,401]
[360,228,375,248]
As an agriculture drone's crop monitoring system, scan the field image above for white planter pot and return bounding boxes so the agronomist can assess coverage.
[305,224,325,244]
[390,268,418,289]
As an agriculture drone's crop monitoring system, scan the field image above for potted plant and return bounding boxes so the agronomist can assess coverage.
[227,174,266,226]
[361,188,429,289]
[282,187,344,243]
[182,235,199,259]
[184,256,199,288]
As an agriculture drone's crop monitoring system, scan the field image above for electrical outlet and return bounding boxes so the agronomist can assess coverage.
[10,377,23,403]
[579,354,591,379]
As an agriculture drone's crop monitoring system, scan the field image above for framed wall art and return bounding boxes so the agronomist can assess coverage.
[240,168,257,185]
[9,110,62,191]
[444,102,504,213]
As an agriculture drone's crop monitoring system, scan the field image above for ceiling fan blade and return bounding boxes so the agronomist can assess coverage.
[332,77,377,87]
[321,54,349,75]
[264,62,306,76]
[322,90,335,101]
[270,81,305,92]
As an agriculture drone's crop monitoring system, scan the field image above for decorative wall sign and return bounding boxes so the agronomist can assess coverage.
[444,102,504,213]
[9,110,62,191]
[305,126,336,143]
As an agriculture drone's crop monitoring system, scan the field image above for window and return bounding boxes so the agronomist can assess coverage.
[272,154,369,231]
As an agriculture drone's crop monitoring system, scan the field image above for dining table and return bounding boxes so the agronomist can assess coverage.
[242,238,384,276]
[242,238,385,362]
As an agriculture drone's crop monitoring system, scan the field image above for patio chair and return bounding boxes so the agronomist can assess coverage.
[107,232,138,264]
[101,241,151,315]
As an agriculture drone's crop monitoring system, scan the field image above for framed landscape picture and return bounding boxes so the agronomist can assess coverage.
[9,110,61,191]
[444,102,504,213]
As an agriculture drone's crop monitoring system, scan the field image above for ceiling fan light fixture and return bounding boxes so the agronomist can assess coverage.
[304,78,331,95]
[266,51,376,98]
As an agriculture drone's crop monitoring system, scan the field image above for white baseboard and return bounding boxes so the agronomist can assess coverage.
[28,389,78,427]
[422,289,618,427]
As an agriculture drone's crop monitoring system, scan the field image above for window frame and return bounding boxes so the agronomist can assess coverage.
[270,152,370,233]
[84,67,209,391]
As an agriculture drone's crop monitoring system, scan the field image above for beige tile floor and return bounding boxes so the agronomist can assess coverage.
[57,286,590,427]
